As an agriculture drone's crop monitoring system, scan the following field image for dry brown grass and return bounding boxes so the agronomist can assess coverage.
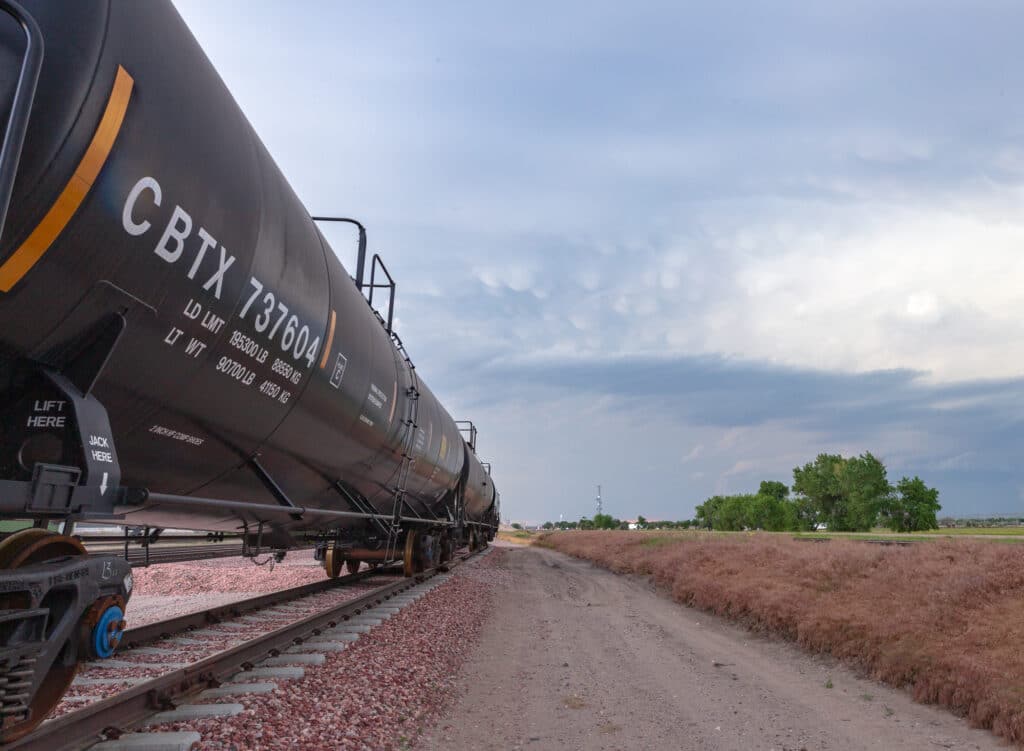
[539,530,1024,744]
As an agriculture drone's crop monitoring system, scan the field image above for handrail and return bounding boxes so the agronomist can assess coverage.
[0,0,43,251]
[310,216,401,336]
[367,252,396,332]
[455,420,478,452]
[311,215,367,290]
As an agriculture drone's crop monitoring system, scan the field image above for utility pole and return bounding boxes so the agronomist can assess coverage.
[596,484,602,516]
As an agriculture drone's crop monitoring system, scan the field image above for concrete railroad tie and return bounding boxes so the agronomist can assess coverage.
[143,703,244,725]
[198,682,277,699]
[286,641,349,654]
[237,614,293,624]
[90,732,202,751]
[88,660,192,670]
[162,637,218,646]
[345,616,384,626]
[73,676,150,687]
[229,666,305,681]
[262,653,325,667]
[307,632,360,643]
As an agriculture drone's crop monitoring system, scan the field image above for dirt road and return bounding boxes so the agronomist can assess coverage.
[420,544,1005,751]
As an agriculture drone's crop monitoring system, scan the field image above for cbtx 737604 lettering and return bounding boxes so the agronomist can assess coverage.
[0,0,499,739]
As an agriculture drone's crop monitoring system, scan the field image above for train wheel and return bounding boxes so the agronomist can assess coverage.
[345,559,360,575]
[403,531,419,577]
[324,545,345,579]
[0,529,87,741]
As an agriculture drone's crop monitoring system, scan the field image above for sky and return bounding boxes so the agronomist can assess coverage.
[173,0,1024,524]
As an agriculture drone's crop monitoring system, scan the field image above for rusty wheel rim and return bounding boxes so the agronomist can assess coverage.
[324,545,344,579]
[403,532,418,577]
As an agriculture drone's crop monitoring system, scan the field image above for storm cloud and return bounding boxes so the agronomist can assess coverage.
[175,0,1024,522]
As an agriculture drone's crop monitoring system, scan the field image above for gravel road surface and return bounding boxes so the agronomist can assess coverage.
[421,544,1005,751]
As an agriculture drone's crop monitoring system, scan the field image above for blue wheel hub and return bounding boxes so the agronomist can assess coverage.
[92,605,125,659]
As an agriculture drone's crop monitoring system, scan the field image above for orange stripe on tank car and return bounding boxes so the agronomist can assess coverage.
[319,309,337,368]
[0,65,134,293]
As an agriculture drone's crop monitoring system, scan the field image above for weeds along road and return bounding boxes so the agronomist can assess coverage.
[421,544,1002,751]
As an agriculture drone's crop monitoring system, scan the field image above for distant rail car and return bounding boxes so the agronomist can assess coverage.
[0,0,499,737]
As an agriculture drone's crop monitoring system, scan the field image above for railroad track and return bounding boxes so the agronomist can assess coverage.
[9,548,483,751]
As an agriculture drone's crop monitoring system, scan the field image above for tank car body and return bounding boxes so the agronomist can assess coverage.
[0,0,499,736]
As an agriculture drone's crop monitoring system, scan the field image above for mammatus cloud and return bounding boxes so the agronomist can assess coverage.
[173,0,1024,522]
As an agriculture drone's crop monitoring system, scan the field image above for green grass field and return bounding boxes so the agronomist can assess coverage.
[915,526,1024,535]
[571,527,1024,544]
[791,528,1024,543]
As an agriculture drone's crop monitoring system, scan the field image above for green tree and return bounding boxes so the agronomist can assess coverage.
[695,496,725,529]
[840,452,891,531]
[792,454,846,529]
[511,522,523,530]
[882,476,941,532]
[758,480,789,501]
[789,494,818,531]
[792,452,890,531]
[717,495,749,530]
[542,521,554,530]
[636,515,648,529]
[749,492,799,531]
[592,513,620,530]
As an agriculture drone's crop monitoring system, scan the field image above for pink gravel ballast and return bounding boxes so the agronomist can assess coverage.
[132,550,327,596]
[150,550,506,750]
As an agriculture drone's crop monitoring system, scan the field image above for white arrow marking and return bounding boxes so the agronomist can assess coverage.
[99,472,108,496]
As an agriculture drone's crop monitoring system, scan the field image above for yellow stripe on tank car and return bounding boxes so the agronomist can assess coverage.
[0,65,134,292]
[319,309,337,368]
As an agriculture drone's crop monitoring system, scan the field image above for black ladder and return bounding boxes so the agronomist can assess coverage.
[385,331,421,558]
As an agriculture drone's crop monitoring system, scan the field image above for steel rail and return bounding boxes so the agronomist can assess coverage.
[8,549,476,751]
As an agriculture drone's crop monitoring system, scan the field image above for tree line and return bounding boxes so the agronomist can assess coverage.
[696,452,940,532]
[540,515,696,531]
[528,452,940,533]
